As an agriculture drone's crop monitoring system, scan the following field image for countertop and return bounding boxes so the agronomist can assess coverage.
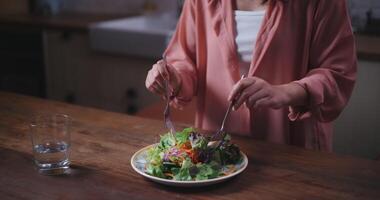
[355,34,380,61]
[0,91,379,200]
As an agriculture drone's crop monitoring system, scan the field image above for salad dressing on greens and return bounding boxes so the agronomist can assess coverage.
[145,127,243,181]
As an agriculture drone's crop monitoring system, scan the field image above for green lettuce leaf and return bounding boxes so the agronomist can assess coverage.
[195,161,220,180]
[175,127,195,145]
[146,163,165,178]
[158,133,176,149]
[173,158,193,181]
[146,146,165,178]
[146,146,164,165]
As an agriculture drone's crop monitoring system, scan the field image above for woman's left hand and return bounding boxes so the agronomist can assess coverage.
[228,77,307,110]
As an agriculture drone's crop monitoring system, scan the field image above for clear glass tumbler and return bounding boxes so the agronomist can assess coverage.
[30,114,71,175]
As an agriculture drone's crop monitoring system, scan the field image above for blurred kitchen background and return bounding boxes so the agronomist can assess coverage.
[0,0,379,159]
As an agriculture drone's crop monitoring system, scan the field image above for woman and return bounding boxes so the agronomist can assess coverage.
[145,0,357,151]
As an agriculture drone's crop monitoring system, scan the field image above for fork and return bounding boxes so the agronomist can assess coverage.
[208,75,245,148]
[162,56,176,141]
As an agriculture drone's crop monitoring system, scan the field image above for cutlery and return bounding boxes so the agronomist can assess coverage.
[162,55,176,141]
[208,75,245,148]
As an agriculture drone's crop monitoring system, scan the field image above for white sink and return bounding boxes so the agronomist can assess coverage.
[90,14,177,59]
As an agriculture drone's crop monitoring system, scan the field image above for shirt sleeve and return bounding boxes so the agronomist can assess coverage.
[165,0,198,107]
[289,0,357,122]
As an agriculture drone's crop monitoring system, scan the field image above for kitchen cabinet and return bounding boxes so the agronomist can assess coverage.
[0,27,45,97]
[44,30,159,114]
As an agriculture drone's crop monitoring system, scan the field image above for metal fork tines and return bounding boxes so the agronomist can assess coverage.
[211,97,235,142]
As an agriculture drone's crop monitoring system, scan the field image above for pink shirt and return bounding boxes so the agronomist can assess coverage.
[164,0,357,151]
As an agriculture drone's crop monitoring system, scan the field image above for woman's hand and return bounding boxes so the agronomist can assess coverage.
[228,77,307,110]
[145,60,182,99]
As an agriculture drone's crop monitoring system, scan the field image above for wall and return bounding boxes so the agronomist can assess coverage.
[61,0,380,15]
[348,0,380,30]
[1,0,379,19]
[61,0,176,15]
[349,0,380,17]
[334,60,380,159]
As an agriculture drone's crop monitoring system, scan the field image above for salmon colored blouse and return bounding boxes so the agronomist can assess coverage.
[164,0,357,151]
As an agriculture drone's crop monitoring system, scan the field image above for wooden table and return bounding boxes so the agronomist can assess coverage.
[0,92,379,200]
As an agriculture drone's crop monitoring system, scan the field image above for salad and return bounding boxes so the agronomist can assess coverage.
[145,127,243,181]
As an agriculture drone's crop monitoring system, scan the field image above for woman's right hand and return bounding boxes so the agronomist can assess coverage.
[145,60,182,99]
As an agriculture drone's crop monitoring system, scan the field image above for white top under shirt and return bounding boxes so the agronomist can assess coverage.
[234,10,266,76]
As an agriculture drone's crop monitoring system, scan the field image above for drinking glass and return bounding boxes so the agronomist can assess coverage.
[30,114,71,175]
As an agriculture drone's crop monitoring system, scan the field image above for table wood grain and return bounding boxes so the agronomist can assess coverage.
[0,92,379,200]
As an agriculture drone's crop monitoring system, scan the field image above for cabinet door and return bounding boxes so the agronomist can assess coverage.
[44,30,159,114]
[95,56,159,114]
[0,27,45,97]
[44,30,103,106]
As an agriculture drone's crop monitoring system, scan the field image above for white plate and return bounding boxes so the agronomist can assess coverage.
[130,144,248,187]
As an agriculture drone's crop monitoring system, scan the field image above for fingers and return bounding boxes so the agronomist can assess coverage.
[170,100,184,110]
[233,90,250,110]
[253,97,272,109]
[146,59,182,99]
[146,75,166,97]
[245,89,270,108]
[153,62,168,89]
[228,78,255,102]
[230,77,276,110]
[146,60,170,97]
[146,68,164,91]
[165,62,178,81]
[145,71,154,89]
[163,61,182,95]
[152,84,166,97]
[232,78,263,110]
[157,60,169,80]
